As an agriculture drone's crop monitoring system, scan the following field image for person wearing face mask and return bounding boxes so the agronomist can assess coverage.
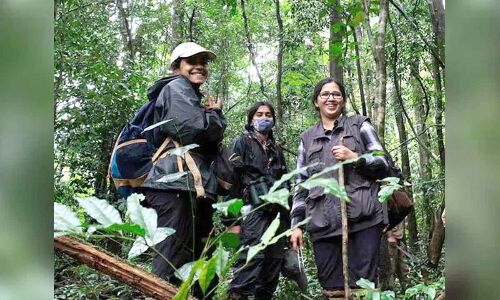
[289,78,390,299]
[227,101,290,300]
[139,42,226,296]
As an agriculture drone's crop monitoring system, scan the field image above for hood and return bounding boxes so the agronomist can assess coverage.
[146,74,181,101]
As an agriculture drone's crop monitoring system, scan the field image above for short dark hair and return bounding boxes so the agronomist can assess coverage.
[171,58,182,70]
[246,101,276,128]
[312,78,347,112]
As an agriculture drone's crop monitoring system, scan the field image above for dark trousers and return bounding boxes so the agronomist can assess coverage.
[229,208,289,299]
[313,224,382,290]
[143,190,216,298]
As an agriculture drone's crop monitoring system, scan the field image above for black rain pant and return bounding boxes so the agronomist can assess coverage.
[313,224,382,290]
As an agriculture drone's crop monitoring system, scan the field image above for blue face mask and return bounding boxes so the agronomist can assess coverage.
[253,118,274,133]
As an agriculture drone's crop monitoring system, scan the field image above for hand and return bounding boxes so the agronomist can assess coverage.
[227,225,241,235]
[290,228,303,251]
[331,145,358,161]
[206,94,223,110]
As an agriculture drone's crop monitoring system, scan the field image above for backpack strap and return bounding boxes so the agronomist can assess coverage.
[152,136,206,198]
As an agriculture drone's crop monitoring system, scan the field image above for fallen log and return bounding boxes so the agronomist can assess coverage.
[54,236,196,300]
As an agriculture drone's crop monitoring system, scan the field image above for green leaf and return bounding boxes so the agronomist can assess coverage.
[220,232,240,249]
[142,119,173,132]
[173,259,205,300]
[175,261,200,282]
[299,177,349,202]
[212,198,244,217]
[377,177,402,203]
[127,193,158,239]
[267,217,311,245]
[128,236,149,259]
[215,242,230,277]
[156,171,188,183]
[381,290,395,300]
[246,213,281,264]
[198,255,218,294]
[77,196,123,227]
[54,203,82,234]
[167,144,199,156]
[426,287,436,300]
[106,223,146,237]
[260,188,290,210]
[356,278,375,289]
[269,164,316,193]
[351,10,365,27]
[373,291,381,300]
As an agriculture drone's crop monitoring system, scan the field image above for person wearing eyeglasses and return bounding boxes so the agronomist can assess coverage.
[140,42,226,298]
[289,78,390,299]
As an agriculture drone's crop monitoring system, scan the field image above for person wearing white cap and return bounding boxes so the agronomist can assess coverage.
[140,41,226,298]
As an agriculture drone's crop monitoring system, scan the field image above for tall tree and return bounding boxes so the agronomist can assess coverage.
[329,0,344,84]
[361,0,389,142]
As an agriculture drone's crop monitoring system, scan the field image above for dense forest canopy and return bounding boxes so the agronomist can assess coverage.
[54,0,445,298]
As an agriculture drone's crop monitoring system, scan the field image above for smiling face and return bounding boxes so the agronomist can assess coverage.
[173,53,209,86]
[314,81,345,121]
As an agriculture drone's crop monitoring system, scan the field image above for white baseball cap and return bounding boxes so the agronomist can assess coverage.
[170,42,216,67]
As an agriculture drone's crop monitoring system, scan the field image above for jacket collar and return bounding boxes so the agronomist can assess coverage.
[311,114,346,140]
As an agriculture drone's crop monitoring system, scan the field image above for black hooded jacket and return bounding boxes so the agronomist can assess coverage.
[141,75,227,199]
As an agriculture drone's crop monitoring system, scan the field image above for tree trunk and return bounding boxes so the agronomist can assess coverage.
[371,0,389,143]
[274,0,284,130]
[240,0,268,100]
[54,236,195,300]
[411,60,434,236]
[116,0,135,65]
[351,24,366,116]
[428,209,445,267]
[428,0,446,173]
[329,0,344,84]
[389,15,419,252]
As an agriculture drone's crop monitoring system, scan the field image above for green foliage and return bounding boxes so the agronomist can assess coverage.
[212,198,244,217]
[377,176,403,203]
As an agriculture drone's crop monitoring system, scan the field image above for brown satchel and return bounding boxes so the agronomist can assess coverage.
[385,189,413,232]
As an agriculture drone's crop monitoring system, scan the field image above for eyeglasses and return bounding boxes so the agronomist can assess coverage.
[319,92,343,100]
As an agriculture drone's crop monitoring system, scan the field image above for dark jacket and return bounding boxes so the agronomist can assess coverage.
[291,115,388,241]
[230,130,288,202]
[141,75,227,199]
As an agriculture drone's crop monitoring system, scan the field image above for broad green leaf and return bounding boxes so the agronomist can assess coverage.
[156,171,188,183]
[351,10,365,27]
[267,217,311,245]
[77,196,123,227]
[127,193,158,239]
[220,232,240,249]
[128,236,149,259]
[54,203,82,233]
[260,188,290,210]
[373,291,380,300]
[381,290,395,300]
[175,261,200,282]
[269,164,316,193]
[130,227,175,259]
[300,177,349,202]
[173,259,205,300]
[377,177,402,203]
[142,119,173,132]
[215,242,230,277]
[228,199,244,217]
[106,223,146,237]
[198,255,218,294]
[167,144,199,156]
[246,214,280,264]
[212,198,244,217]
[356,278,375,289]
[426,287,436,300]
